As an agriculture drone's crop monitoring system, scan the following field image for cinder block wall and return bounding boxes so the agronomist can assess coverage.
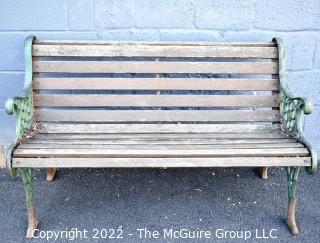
[0,0,319,155]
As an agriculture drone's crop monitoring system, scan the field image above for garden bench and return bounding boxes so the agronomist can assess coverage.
[5,36,317,238]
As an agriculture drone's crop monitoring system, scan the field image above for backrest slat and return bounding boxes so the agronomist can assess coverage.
[34,78,279,91]
[35,110,279,123]
[33,43,278,58]
[34,94,280,108]
[33,61,278,74]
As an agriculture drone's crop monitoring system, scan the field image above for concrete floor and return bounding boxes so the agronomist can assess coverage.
[0,167,319,243]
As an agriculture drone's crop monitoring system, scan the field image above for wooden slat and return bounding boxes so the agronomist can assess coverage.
[33,44,278,58]
[25,138,297,145]
[35,110,280,122]
[33,40,277,47]
[18,143,304,149]
[13,147,309,158]
[33,61,278,74]
[32,133,289,140]
[12,156,310,168]
[12,157,310,168]
[33,78,279,91]
[39,123,281,134]
[34,94,280,108]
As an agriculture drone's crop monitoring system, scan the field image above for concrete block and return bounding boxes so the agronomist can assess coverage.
[311,1,320,29]
[218,31,275,42]
[287,71,320,105]
[314,35,320,69]
[0,0,67,30]
[195,0,255,30]
[281,34,316,71]
[133,0,193,28]
[255,0,314,30]
[34,32,97,40]
[95,0,133,29]
[0,33,26,71]
[68,0,94,30]
[159,30,219,41]
[0,72,24,108]
[0,109,15,145]
[98,29,160,41]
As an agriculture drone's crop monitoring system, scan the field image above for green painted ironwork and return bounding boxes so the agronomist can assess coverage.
[274,38,317,175]
[20,168,35,208]
[5,36,36,175]
[286,167,300,200]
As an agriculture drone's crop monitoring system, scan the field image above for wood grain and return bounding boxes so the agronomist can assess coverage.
[33,78,279,91]
[34,94,280,108]
[33,61,278,74]
[35,110,280,122]
[13,147,309,158]
[39,123,281,134]
[33,44,278,58]
[12,157,310,168]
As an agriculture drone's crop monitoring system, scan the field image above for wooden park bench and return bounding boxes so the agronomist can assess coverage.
[5,36,317,238]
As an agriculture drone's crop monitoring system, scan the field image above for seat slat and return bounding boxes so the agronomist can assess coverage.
[34,94,280,108]
[12,157,310,168]
[25,138,297,145]
[13,147,309,158]
[18,143,304,149]
[33,78,279,91]
[35,110,280,122]
[33,44,278,58]
[39,123,280,134]
[32,133,288,140]
[33,61,278,74]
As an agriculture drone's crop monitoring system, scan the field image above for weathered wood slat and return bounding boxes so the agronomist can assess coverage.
[39,123,280,134]
[33,40,277,47]
[33,61,278,74]
[35,110,280,122]
[12,157,310,168]
[25,137,297,145]
[18,143,304,149]
[34,94,280,108]
[33,132,288,140]
[33,78,279,91]
[33,44,278,58]
[13,147,309,158]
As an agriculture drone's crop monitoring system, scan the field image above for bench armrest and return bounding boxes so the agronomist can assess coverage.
[274,37,317,174]
[4,36,36,174]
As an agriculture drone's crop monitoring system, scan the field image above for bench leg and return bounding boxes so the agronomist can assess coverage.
[258,167,268,179]
[20,168,39,239]
[46,168,57,181]
[286,167,300,235]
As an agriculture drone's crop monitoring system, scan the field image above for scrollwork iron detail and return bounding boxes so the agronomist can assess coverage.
[5,36,36,175]
[274,37,317,174]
